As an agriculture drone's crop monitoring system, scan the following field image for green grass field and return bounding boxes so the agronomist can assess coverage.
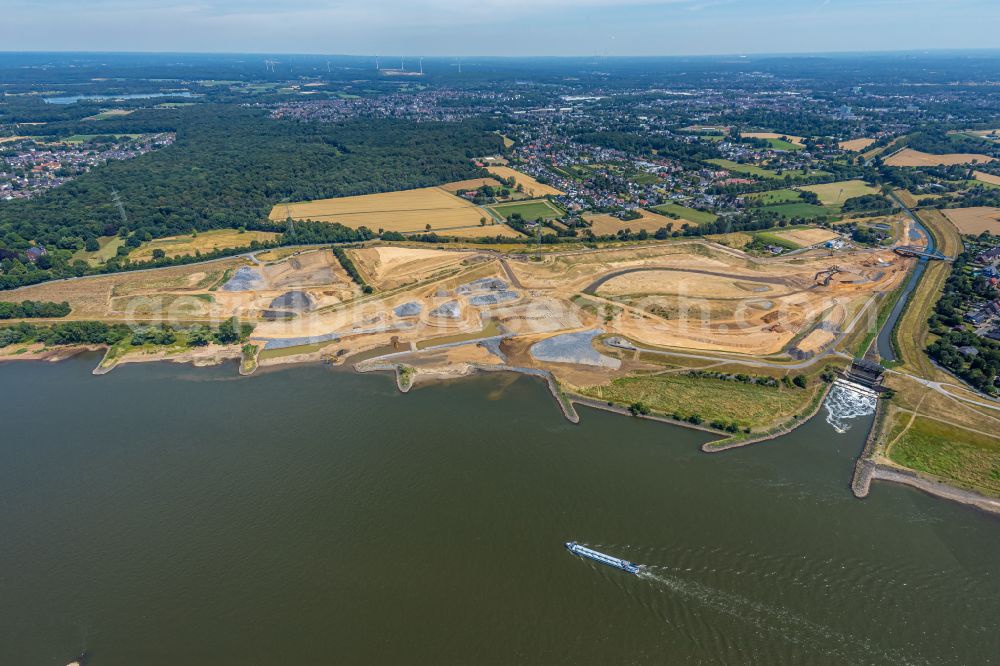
[84,109,135,121]
[486,199,563,221]
[889,416,1000,496]
[71,235,125,266]
[761,202,838,219]
[707,159,780,178]
[760,138,804,151]
[709,159,822,180]
[746,189,803,205]
[579,373,816,431]
[650,203,718,225]
[61,133,144,144]
[630,172,661,185]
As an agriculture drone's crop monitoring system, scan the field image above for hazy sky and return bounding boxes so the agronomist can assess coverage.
[5,0,999,56]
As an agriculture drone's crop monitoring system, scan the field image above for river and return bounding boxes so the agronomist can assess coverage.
[0,356,997,665]
[876,195,936,361]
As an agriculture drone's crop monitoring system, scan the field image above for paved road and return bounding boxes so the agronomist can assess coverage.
[581,266,789,296]
[887,369,1000,412]
[499,258,524,289]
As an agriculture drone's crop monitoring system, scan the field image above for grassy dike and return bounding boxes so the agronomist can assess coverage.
[867,207,1000,500]
[574,361,838,446]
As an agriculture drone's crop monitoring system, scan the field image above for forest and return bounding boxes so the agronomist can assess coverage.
[0,105,502,288]
[903,129,1000,157]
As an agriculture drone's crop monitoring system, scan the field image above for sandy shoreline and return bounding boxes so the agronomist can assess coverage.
[0,344,105,363]
[6,338,999,517]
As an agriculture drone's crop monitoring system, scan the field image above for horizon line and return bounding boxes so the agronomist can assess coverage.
[2,47,1000,60]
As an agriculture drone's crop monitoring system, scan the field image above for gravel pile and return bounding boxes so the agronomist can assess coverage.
[530,329,621,369]
[394,301,423,317]
[457,278,508,294]
[469,291,519,306]
[268,290,314,312]
[221,266,267,292]
[430,300,462,319]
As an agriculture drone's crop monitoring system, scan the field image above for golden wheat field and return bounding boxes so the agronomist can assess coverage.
[943,207,1000,234]
[130,229,281,261]
[438,177,503,194]
[973,171,1000,186]
[584,210,672,235]
[838,138,876,152]
[742,132,806,145]
[485,166,564,196]
[269,187,488,232]
[884,148,996,167]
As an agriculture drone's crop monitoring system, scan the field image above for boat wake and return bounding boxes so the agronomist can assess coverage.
[633,565,930,665]
[823,383,876,433]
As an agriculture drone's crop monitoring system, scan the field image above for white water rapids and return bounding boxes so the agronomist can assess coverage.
[823,383,877,433]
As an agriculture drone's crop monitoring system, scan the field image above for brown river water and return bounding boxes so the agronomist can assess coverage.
[0,355,997,665]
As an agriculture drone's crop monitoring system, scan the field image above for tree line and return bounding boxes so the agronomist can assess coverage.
[0,300,71,319]
[0,317,254,351]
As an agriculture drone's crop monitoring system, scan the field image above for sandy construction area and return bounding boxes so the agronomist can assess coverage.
[770,227,840,246]
[4,231,917,368]
[943,207,1000,234]
[3,249,368,323]
[257,250,351,289]
[350,246,471,290]
[269,186,486,233]
[3,257,244,319]
[584,210,672,235]
[796,328,837,354]
[485,166,564,196]
[504,241,909,355]
[885,148,995,167]
[596,269,774,299]
[973,171,1000,186]
[839,138,877,152]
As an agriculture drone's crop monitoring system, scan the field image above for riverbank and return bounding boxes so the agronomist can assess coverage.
[94,343,241,375]
[852,386,1000,516]
[6,334,998,521]
[0,343,104,363]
